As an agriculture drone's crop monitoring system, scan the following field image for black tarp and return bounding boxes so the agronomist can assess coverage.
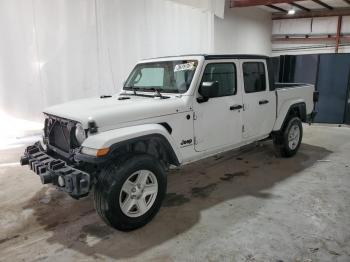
[274,53,350,124]
[315,54,350,124]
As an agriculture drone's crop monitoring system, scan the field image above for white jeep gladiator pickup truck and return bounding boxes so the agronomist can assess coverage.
[21,54,318,231]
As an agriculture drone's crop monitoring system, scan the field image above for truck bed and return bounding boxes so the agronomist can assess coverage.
[273,83,315,130]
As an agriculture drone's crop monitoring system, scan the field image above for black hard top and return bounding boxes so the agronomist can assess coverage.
[204,54,269,60]
[145,54,269,60]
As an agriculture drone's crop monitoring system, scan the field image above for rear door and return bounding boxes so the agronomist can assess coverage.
[193,60,243,152]
[240,60,276,140]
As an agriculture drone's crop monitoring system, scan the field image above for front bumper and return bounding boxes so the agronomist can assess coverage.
[20,142,91,199]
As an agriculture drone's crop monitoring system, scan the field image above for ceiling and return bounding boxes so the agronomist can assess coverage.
[259,0,349,12]
[230,0,350,19]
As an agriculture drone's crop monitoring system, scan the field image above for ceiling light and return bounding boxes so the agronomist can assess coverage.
[288,9,296,15]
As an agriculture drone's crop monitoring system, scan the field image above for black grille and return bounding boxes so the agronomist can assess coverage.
[45,116,77,153]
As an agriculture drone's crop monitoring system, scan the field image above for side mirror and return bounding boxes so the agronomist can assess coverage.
[197,81,219,103]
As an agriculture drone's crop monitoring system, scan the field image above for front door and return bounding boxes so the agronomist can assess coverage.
[193,61,243,152]
[240,60,276,140]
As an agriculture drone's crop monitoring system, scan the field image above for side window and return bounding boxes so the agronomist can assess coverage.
[201,63,236,97]
[243,62,266,93]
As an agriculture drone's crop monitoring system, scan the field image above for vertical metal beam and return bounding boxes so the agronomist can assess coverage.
[335,16,343,53]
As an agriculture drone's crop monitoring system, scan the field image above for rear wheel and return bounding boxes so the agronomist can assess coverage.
[94,154,167,231]
[274,117,303,157]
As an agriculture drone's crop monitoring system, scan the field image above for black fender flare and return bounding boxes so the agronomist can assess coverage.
[75,134,180,166]
[277,102,307,133]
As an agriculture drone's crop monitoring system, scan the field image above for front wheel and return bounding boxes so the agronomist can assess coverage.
[274,117,303,157]
[94,154,167,231]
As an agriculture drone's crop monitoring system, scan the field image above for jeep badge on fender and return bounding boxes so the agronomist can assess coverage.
[180,139,193,146]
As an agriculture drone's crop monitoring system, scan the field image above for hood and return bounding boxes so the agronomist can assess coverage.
[44,94,190,130]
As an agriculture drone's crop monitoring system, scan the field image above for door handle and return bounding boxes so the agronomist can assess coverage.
[230,105,243,111]
[259,100,269,105]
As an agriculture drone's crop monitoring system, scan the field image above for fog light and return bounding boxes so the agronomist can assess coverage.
[58,175,65,187]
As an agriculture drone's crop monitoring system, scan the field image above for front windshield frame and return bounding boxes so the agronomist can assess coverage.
[123,60,198,94]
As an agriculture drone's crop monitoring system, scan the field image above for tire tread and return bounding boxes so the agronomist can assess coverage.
[93,154,166,231]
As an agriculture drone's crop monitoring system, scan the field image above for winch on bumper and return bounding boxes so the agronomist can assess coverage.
[20,142,90,199]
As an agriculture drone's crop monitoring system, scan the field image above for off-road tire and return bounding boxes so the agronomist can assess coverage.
[274,117,303,158]
[93,154,167,231]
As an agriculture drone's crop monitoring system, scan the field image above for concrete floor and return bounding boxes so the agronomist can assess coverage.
[0,124,349,262]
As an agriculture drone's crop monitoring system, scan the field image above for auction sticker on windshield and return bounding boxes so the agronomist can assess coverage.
[174,62,196,72]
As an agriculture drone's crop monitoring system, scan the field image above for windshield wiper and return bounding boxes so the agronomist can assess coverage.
[124,86,165,98]
[123,86,170,99]
[122,86,155,98]
[124,85,139,95]
[149,88,165,99]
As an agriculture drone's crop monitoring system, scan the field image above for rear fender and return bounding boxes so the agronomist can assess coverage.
[273,100,306,131]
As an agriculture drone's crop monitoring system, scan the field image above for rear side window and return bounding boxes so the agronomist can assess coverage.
[243,62,266,93]
[201,63,237,97]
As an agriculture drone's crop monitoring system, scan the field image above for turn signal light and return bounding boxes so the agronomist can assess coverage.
[96,148,110,157]
[81,147,110,157]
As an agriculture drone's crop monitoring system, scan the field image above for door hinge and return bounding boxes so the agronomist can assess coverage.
[193,112,197,120]
[242,125,245,133]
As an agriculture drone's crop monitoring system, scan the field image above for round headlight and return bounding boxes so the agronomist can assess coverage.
[75,124,86,145]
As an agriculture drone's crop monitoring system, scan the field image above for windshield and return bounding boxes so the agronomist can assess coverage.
[124,60,198,94]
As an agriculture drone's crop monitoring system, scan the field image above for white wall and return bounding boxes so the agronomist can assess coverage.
[0,0,215,122]
[0,0,100,122]
[214,7,272,56]
[0,0,272,122]
[95,0,214,97]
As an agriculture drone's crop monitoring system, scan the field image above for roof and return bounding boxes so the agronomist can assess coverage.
[256,0,349,14]
[204,54,269,60]
[143,54,269,61]
[234,0,350,20]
